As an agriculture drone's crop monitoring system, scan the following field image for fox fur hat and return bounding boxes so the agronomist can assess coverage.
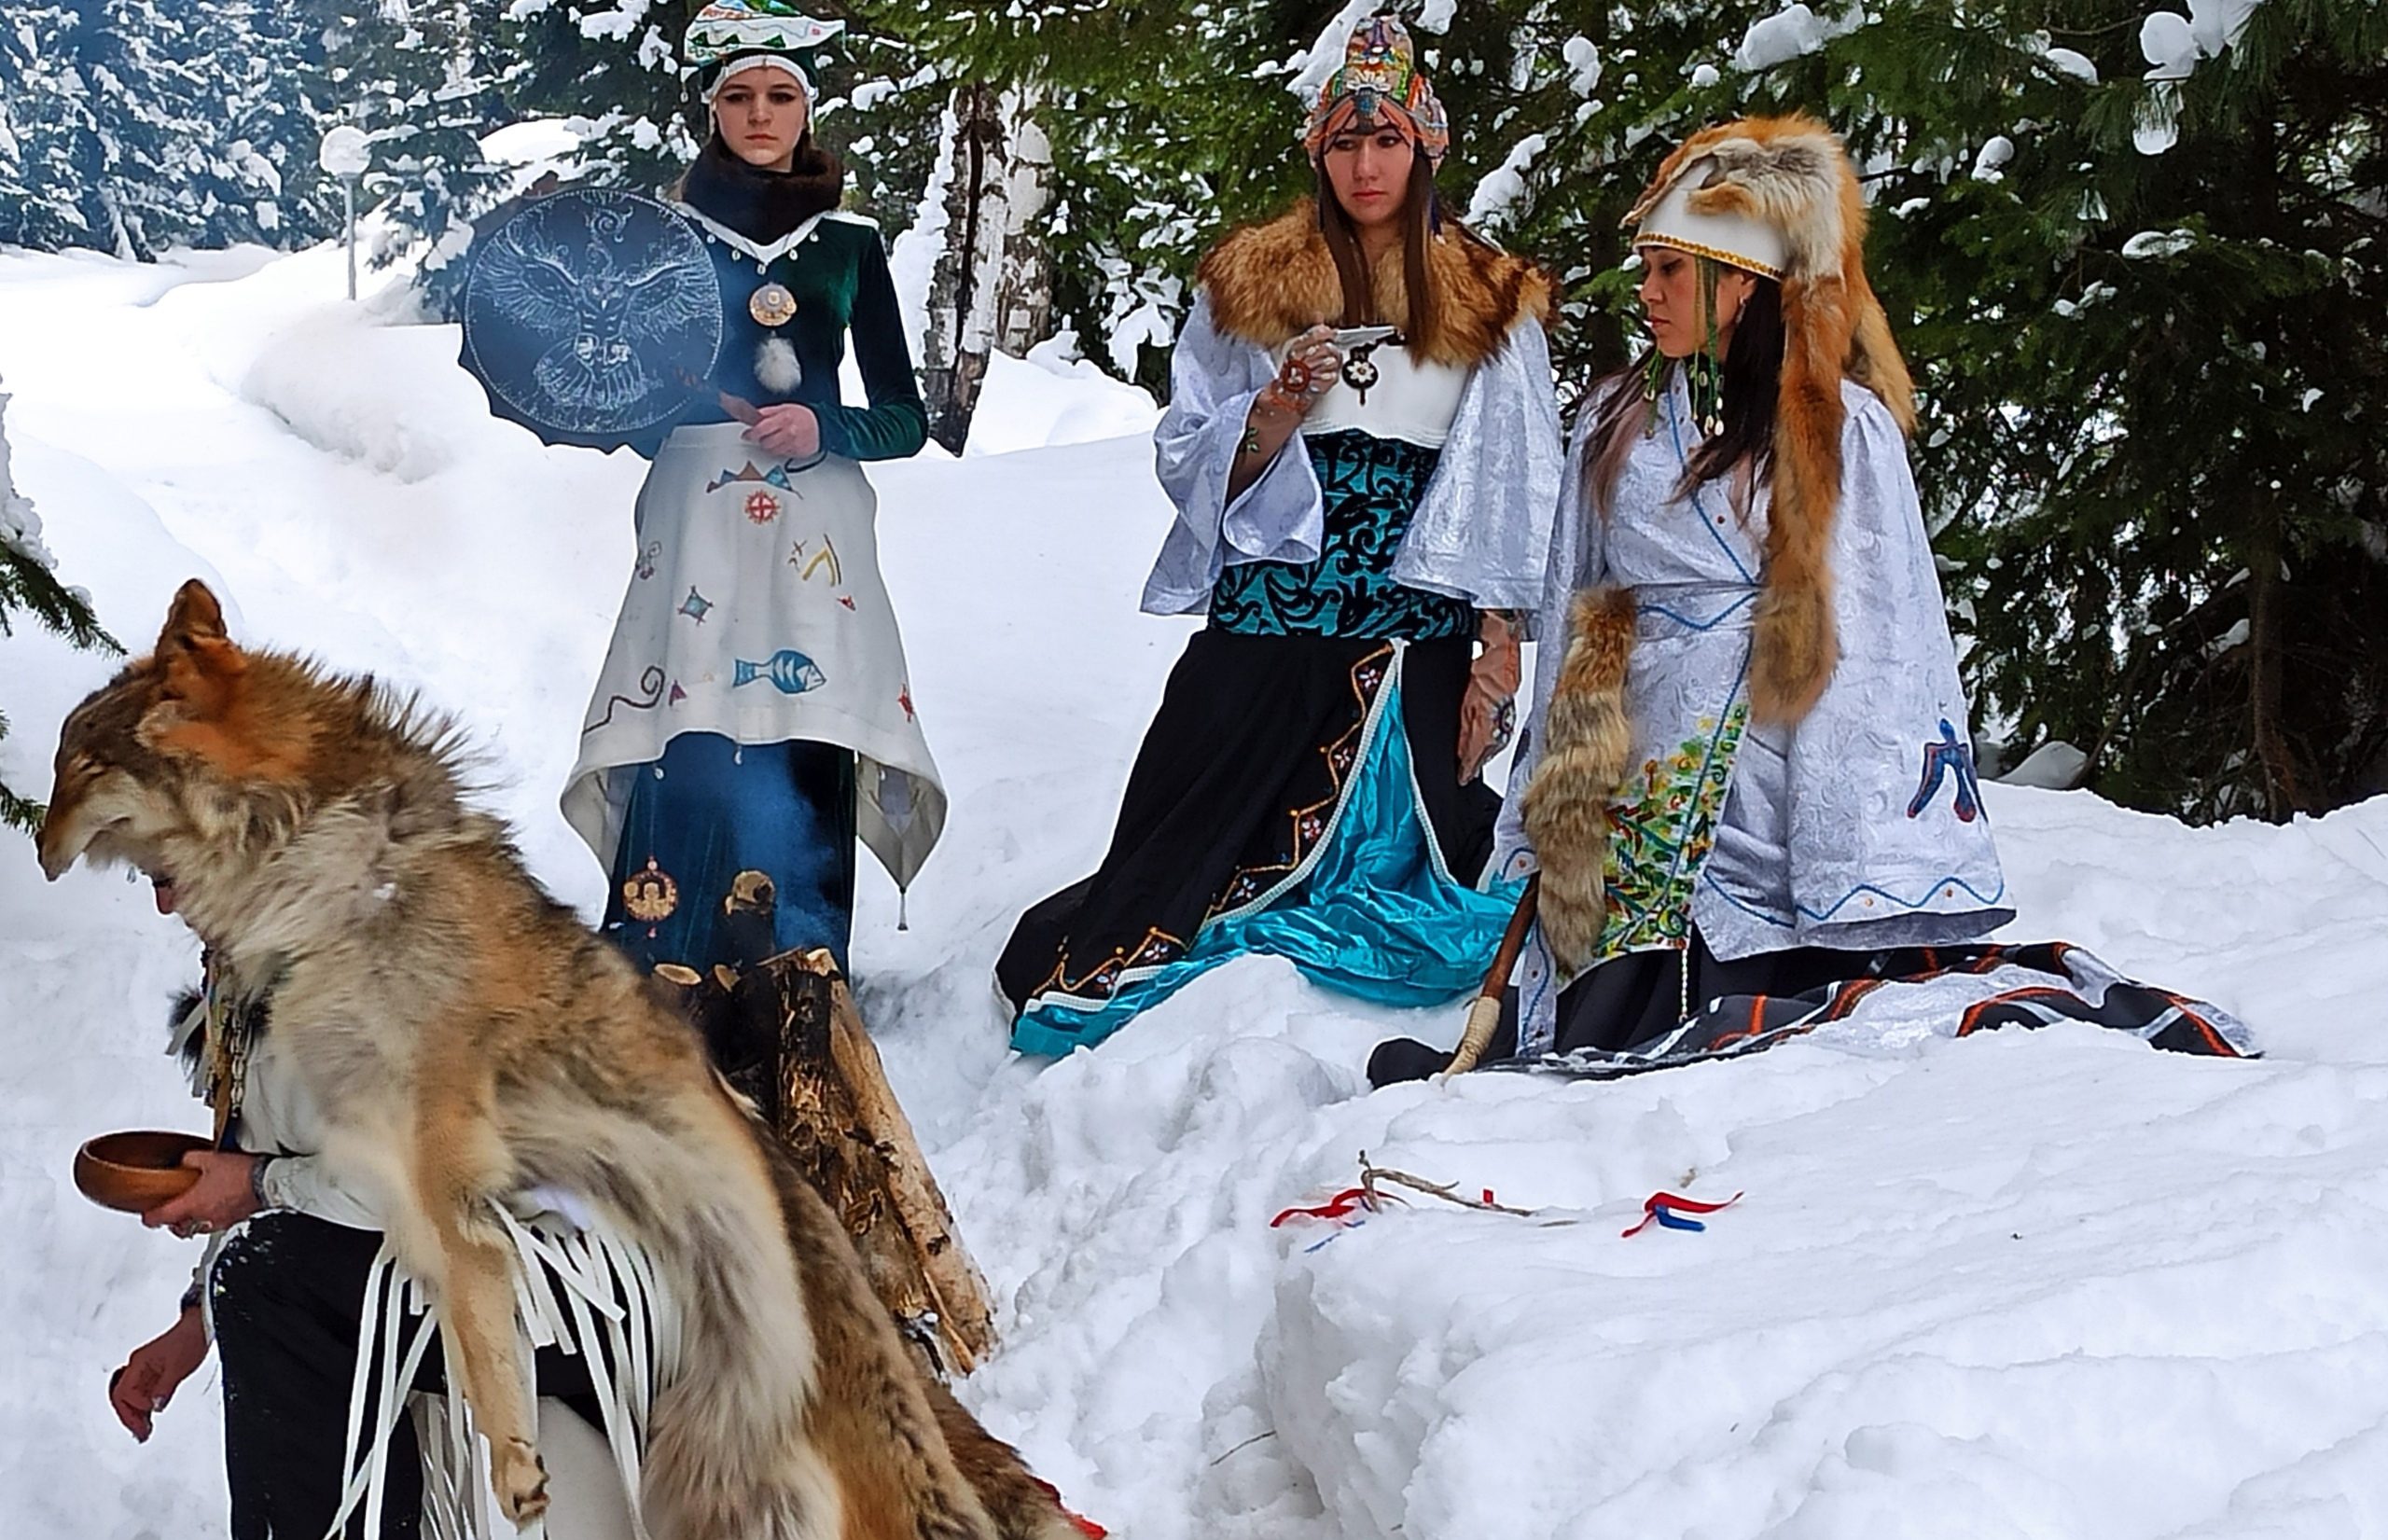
[1624,114,1915,726]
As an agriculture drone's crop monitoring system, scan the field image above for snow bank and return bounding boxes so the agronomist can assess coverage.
[963,347,1159,458]
[4,239,2386,1540]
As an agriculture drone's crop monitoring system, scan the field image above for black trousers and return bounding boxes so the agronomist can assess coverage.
[213,1212,607,1540]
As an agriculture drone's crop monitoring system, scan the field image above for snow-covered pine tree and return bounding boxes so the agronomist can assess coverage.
[0,384,118,831]
[501,0,698,199]
[0,0,340,257]
[212,0,346,247]
[326,0,515,297]
[0,3,126,255]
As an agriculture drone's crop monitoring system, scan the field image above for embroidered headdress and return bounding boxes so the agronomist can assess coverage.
[1302,15,1451,163]
[685,0,843,104]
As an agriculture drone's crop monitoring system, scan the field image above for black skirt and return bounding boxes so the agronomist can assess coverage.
[998,630,1498,1042]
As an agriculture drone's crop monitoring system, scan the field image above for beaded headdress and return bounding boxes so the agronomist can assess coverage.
[1301,15,1451,164]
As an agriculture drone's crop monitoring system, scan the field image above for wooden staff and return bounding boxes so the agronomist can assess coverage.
[1443,874,1540,1076]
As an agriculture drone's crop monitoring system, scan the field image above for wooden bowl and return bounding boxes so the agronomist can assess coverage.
[74,1131,211,1214]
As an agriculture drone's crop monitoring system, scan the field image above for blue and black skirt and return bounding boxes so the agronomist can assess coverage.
[996,429,1520,1054]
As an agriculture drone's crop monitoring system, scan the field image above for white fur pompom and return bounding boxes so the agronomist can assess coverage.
[755,337,803,395]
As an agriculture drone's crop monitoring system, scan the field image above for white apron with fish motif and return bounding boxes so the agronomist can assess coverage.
[563,420,946,891]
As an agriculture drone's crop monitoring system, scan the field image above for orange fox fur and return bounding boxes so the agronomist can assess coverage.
[1627,114,1915,726]
[1520,586,1639,972]
[1197,199,1553,364]
[37,580,1082,1540]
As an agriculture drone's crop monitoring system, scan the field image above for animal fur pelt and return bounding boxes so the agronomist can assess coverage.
[1197,198,1553,366]
[1520,585,1638,973]
[36,580,1083,1540]
[1625,114,1915,726]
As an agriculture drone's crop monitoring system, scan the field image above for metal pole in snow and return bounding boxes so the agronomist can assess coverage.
[318,126,372,303]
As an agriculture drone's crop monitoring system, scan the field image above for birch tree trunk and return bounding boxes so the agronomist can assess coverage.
[991,104,1052,359]
[919,85,1054,451]
[919,80,1009,453]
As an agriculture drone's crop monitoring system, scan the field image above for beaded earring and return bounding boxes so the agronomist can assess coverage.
[1639,257,1727,437]
[1687,256,1726,437]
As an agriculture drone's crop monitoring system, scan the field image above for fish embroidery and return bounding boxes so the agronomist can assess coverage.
[732,649,828,695]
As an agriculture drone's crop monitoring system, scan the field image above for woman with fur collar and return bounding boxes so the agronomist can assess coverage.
[997,15,1564,1054]
[1373,116,2010,1081]
[561,1,944,1011]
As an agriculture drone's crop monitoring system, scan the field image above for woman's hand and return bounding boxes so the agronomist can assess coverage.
[1272,324,1344,416]
[745,402,821,460]
[143,1150,260,1238]
[1459,611,1524,784]
[110,1308,207,1442]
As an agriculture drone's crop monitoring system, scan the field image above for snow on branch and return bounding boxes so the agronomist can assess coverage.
[1731,3,1863,72]
[1284,0,1376,104]
[0,392,57,575]
[1467,133,1548,229]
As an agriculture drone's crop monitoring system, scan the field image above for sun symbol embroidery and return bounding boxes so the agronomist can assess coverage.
[743,490,781,524]
[898,684,915,722]
[679,587,715,624]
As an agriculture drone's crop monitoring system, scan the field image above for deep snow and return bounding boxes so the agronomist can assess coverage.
[2,238,2384,1540]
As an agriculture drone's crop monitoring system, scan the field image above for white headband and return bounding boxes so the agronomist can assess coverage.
[702,54,815,105]
[1631,157,1789,281]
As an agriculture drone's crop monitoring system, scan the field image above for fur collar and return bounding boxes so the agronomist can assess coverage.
[1197,200,1553,367]
[678,132,845,245]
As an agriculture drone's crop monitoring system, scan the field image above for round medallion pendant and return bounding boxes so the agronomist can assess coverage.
[1340,354,1381,394]
[748,282,798,327]
[622,857,680,923]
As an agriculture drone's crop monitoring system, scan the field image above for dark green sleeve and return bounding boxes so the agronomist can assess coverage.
[814,231,928,462]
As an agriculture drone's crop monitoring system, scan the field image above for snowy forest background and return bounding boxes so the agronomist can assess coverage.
[2,0,2383,825]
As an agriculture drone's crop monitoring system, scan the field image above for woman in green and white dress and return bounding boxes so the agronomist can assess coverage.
[562,0,944,995]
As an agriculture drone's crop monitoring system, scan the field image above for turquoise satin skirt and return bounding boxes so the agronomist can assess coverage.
[1010,667,1520,1055]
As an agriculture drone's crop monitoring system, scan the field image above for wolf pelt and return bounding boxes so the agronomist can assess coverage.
[36,580,1080,1540]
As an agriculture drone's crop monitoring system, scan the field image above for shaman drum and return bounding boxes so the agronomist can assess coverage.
[460,188,724,450]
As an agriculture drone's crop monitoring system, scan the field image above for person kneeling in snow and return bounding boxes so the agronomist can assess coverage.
[1371,116,2248,1084]
[995,15,1563,1055]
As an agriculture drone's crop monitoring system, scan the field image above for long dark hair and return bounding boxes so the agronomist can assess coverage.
[1313,147,1443,355]
[1583,269,1785,517]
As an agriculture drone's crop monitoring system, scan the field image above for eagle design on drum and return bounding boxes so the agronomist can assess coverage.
[464,191,722,440]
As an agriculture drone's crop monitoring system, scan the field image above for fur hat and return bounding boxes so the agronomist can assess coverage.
[1624,115,1915,725]
[1302,14,1451,163]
